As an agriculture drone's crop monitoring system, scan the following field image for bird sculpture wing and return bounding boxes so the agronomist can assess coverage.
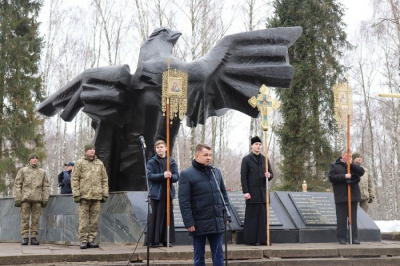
[37,64,132,128]
[186,26,302,126]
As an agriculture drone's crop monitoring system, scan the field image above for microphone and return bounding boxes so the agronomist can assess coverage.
[139,136,146,148]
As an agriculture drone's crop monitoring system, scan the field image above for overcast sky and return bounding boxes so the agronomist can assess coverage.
[340,0,373,35]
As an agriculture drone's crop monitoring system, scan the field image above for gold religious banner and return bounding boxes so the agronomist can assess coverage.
[161,58,188,248]
[162,59,188,123]
[333,81,353,128]
[334,77,354,244]
[248,84,281,131]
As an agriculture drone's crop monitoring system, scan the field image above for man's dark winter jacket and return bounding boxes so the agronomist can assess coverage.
[328,157,365,203]
[58,170,72,194]
[178,160,230,236]
[146,155,179,200]
[240,153,273,204]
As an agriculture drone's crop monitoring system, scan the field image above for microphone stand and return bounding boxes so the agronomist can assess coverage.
[210,167,230,266]
[141,141,151,266]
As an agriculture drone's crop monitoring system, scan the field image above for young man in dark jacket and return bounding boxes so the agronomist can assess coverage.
[329,150,365,245]
[146,140,179,247]
[179,143,231,266]
[240,136,273,245]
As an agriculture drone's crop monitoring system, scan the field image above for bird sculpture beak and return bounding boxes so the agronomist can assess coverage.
[169,30,182,45]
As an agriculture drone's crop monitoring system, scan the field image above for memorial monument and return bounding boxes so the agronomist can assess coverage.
[37,26,302,192]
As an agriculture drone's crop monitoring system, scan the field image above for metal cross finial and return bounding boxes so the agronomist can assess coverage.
[248,84,280,131]
[345,73,350,82]
[166,58,172,71]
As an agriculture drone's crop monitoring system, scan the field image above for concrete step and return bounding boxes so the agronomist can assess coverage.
[129,257,400,266]
[2,241,400,265]
[13,257,400,266]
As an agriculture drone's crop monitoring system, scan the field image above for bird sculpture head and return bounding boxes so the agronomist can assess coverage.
[146,27,182,46]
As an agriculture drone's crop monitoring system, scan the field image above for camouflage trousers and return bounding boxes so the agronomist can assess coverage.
[78,199,101,243]
[359,199,369,213]
[20,202,42,238]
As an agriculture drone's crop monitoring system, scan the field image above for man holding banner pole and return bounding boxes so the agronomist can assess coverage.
[329,150,364,244]
[246,85,278,246]
[241,136,273,246]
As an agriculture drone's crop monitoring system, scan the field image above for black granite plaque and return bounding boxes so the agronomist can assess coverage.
[173,198,185,228]
[288,192,336,226]
[227,191,282,226]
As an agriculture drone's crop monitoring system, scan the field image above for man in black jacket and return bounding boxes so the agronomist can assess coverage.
[179,143,230,266]
[329,150,365,245]
[240,136,273,245]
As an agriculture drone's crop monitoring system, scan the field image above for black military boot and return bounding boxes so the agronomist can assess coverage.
[87,242,99,248]
[80,242,87,249]
[21,238,28,245]
[30,237,39,245]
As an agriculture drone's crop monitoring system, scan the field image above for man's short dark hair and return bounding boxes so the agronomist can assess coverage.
[154,140,166,149]
[195,143,211,154]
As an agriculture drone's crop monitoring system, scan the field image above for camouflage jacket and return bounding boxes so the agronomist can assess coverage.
[14,164,50,203]
[71,156,109,200]
[359,166,375,200]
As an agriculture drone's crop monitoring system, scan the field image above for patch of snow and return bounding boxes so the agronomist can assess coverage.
[374,221,400,233]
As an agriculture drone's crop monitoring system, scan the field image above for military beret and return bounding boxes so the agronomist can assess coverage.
[352,152,361,159]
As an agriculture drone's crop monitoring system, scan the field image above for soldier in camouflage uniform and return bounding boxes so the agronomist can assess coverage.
[353,153,375,213]
[14,153,50,245]
[72,143,109,249]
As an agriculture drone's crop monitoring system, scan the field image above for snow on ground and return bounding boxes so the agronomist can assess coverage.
[375,221,400,233]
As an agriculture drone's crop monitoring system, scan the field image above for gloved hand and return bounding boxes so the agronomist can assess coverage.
[41,201,48,208]
[14,200,22,207]
[100,196,108,203]
[346,174,360,184]
[368,197,374,203]
[73,196,81,203]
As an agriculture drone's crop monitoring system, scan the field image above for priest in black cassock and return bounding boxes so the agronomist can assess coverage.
[240,136,274,245]
[146,140,179,247]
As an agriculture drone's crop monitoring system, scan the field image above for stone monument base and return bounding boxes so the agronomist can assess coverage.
[0,191,381,244]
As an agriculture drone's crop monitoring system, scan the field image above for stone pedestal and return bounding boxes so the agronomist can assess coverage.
[0,191,381,244]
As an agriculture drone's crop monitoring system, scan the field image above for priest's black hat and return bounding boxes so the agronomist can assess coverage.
[251,136,262,145]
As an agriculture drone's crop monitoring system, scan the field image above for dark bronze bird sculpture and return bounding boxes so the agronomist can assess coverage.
[37,26,302,191]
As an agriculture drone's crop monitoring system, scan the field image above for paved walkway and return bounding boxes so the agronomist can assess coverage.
[2,241,400,265]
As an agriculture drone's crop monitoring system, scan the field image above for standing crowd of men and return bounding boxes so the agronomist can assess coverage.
[13,143,109,249]
[13,136,375,264]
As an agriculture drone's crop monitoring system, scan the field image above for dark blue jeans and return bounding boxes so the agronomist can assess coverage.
[192,233,224,266]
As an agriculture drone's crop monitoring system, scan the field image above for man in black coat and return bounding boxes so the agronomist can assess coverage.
[240,136,274,245]
[179,143,230,266]
[329,150,365,244]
